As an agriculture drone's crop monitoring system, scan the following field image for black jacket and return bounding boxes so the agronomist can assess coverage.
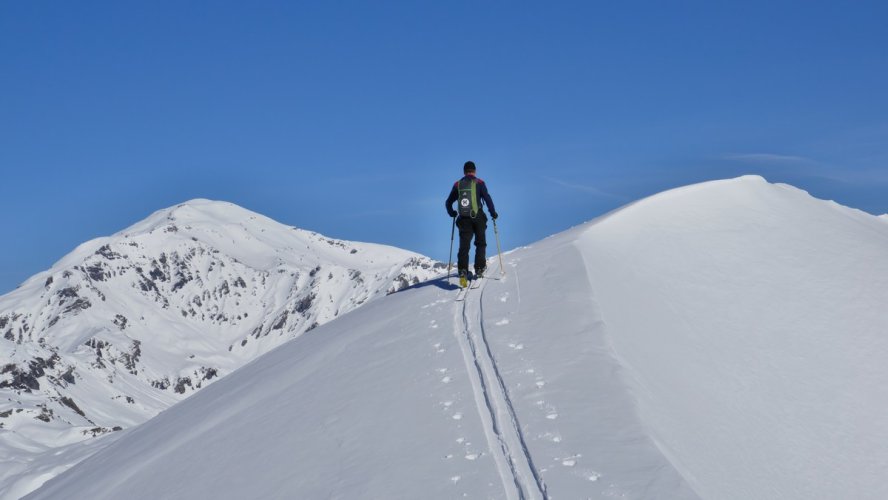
[445,174,496,217]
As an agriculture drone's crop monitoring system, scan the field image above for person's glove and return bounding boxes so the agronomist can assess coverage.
[448,209,457,218]
[491,211,499,220]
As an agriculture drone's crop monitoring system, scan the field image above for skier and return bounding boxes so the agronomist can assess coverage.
[445,161,498,288]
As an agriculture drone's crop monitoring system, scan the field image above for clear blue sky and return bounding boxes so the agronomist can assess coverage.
[2,1,887,293]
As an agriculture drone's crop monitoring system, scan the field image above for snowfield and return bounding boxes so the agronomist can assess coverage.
[12,176,888,499]
[578,176,888,499]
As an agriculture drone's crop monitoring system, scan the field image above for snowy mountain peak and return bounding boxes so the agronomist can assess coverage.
[619,174,768,208]
[0,201,445,491]
[122,199,274,236]
[584,174,823,234]
[112,199,412,273]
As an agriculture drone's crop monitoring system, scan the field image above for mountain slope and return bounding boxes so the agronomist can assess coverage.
[21,224,698,500]
[0,199,444,497]
[22,176,888,500]
[576,175,888,499]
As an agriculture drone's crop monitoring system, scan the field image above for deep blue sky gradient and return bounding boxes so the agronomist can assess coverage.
[2,1,888,293]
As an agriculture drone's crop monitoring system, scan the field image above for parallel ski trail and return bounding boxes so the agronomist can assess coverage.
[452,280,547,500]
[477,282,548,498]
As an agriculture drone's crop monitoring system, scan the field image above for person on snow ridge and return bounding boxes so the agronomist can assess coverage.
[445,161,498,288]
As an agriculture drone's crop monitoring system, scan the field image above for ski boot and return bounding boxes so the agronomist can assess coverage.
[459,269,468,288]
[474,267,486,280]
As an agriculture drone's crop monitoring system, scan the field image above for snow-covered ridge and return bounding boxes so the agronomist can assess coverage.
[13,177,888,499]
[17,199,430,285]
[575,175,888,499]
[0,199,444,497]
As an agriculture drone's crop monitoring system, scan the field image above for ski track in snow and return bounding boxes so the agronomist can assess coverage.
[452,278,548,500]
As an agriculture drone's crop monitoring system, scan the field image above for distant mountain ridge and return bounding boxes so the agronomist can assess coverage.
[0,199,444,490]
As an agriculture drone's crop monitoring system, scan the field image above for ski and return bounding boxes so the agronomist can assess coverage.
[470,276,484,289]
[455,286,469,301]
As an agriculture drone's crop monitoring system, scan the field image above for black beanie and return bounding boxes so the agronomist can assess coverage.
[464,161,476,173]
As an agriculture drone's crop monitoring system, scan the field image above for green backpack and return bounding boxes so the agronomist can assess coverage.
[457,178,479,218]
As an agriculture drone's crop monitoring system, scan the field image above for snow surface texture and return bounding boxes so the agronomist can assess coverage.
[0,200,444,498]
[16,176,888,499]
[577,176,888,499]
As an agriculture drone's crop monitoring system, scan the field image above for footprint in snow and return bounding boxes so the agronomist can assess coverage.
[495,318,510,326]
[539,431,563,443]
[442,376,452,383]
[508,342,524,350]
[452,412,463,420]
[499,293,509,303]
[537,400,558,419]
[535,380,546,388]
[557,454,581,467]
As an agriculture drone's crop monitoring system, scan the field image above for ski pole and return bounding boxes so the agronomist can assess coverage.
[493,219,505,277]
[446,216,456,284]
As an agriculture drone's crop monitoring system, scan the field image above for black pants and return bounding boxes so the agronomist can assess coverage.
[457,214,487,273]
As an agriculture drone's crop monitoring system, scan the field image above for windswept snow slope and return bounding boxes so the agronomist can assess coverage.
[577,175,888,499]
[25,176,888,499]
